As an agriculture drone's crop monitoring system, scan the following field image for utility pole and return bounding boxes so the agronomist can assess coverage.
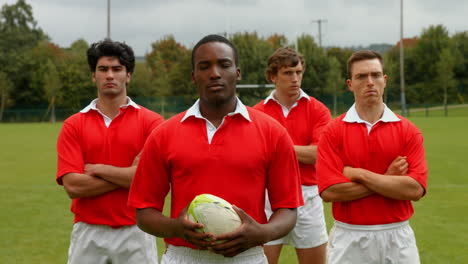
[311,19,327,47]
[400,0,407,116]
[107,0,111,39]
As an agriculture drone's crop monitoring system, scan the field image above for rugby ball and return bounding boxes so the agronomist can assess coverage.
[187,194,241,235]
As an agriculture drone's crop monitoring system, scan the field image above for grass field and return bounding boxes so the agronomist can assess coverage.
[1,111,467,263]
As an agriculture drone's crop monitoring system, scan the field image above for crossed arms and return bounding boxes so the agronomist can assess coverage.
[61,153,140,199]
[321,156,425,202]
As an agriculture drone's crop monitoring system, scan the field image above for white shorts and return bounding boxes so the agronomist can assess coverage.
[67,222,158,264]
[327,220,420,264]
[265,185,328,248]
[161,245,268,264]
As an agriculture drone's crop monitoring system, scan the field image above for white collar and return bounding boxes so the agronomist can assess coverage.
[264,88,310,105]
[80,96,140,113]
[343,103,400,124]
[181,97,251,122]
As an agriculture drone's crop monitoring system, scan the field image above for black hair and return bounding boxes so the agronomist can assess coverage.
[191,34,238,69]
[87,39,135,73]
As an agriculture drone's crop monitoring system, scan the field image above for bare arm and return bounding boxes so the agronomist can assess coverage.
[294,145,317,164]
[344,167,424,201]
[321,182,374,202]
[83,152,141,188]
[61,172,119,199]
[84,164,136,188]
[210,207,297,257]
[136,207,213,249]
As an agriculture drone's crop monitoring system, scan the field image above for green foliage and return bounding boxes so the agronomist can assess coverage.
[297,34,329,98]
[0,0,48,107]
[146,35,195,101]
[0,71,14,121]
[325,56,345,115]
[2,1,468,118]
[230,32,275,105]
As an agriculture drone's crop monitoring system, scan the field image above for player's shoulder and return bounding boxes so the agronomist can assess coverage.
[394,114,422,133]
[246,106,285,130]
[252,100,266,111]
[322,113,346,133]
[134,105,164,120]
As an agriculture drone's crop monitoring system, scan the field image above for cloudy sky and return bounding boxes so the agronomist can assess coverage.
[3,0,467,55]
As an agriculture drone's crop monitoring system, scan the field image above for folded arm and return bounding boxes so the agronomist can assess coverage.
[61,172,119,199]
[294,145,317,164]
[343,167,424,201]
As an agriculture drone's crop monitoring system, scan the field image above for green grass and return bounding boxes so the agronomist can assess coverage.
[1,112,467,263]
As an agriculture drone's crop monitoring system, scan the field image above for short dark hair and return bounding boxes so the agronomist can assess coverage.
[87,39,135,73]
[265,47,305,83]
[347,50,383,79]
[191,34,238,69]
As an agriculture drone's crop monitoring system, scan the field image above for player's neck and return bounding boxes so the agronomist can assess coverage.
[274,89,299,109]
[96,94,128,119]
[355,102,384,124]
[199,97,237,128]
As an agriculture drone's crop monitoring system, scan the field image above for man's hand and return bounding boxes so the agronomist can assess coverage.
[176,207,214,249]
[209,206,269,257]
[385,156,408,176]
[84,163,105,177]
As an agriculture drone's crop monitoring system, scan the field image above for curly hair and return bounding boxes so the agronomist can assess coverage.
[87,39,135,73]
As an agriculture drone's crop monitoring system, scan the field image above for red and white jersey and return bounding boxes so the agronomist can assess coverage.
[57,98,164,227]
[254,89,332,185]
[317,104,428,225]
[128,99,303,248]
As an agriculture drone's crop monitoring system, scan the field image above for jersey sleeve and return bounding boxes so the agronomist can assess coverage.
[404,124,428,194]
[56,119,84,185]
[146,112,164,138]
[128,129,170,211]
[266,129,304,211]
[316,122,351,194]
[311,100,332,145]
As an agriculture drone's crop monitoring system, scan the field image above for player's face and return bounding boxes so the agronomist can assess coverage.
[191,42,241,107]
[93,56,130,98]
[347,58,387,105]
[271,62,303,97]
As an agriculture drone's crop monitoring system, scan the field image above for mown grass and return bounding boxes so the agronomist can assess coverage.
[1,110,467,263]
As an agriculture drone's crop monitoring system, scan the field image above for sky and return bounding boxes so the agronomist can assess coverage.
[3,0,467,56]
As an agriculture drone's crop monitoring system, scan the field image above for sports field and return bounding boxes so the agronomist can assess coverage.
[1,111,467,263]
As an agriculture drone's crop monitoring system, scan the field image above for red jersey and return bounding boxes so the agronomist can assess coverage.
[317,108,428,225]
[56,102,164,227]
[254,93,331,185]
[128,105,303,248]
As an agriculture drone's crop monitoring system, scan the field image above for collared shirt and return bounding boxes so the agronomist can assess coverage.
[80,97,140,127]
[343,103,400,134]
[181,97,251,144]
[264,89,310,117]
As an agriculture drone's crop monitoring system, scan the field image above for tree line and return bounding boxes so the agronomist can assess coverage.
[1,0,467,121]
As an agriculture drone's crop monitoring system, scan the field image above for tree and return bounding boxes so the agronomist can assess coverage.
[146,35,193,99]
[451,31,468,103]
[0,0,48,108]
[230,32,275,106]
[435,48,457,116]
[325,57,345,115]
[297,34,329,98]
[266,34,288,50]
[408,25,450,104]
[42,59,62,122]
[0,71,13,121]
